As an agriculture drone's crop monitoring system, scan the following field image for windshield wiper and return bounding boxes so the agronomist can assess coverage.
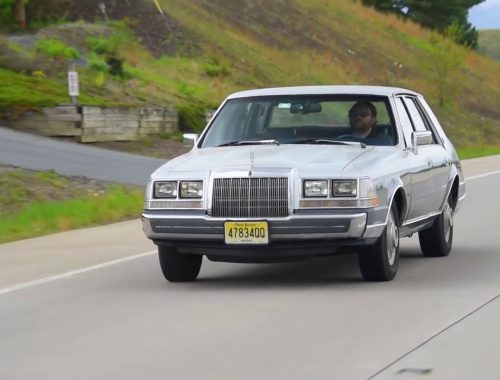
[292,139,366,148]
[217,139,280,147]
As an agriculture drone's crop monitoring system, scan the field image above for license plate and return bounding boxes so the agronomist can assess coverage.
[224,221,269,245]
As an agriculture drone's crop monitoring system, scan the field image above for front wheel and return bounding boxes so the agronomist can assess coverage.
[419,195,453,257]
[358,203,400,281]
[158,245,202,282]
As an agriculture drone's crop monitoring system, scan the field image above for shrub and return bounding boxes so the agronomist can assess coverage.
[106,56,124,77]
[88,53,108,72]
[202,58,228,77]
[35,38,79,60]
[31,70,46,78]
[87,29,130,77]
[176,102,208,132]
[93,72,106,88]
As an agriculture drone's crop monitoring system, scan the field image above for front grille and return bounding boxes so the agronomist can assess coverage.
[212,177,289,218]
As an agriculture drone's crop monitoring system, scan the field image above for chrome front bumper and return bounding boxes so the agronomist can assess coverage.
[142,211,385,242]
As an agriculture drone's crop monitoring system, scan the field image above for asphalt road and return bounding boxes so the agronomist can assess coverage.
[0,126,165,185]
[0,161,499,379]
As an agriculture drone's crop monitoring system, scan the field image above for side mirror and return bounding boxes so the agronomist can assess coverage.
[183,133,199,148]
[412,131,432,154]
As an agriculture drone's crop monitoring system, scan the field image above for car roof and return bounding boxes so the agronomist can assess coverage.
[226,85,421,99]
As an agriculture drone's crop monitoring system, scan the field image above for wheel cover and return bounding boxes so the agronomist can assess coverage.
[443,201,453,242]
[387,210,399,266]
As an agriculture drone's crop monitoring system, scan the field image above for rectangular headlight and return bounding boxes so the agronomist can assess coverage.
[332,180,357,197]
[154,181,178,198]
[304,180,328,197]
[180,181,203,198]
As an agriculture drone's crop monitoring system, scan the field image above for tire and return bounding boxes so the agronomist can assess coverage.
[419,195,453,257]
[358,203,400,281]
[158,245,202,282]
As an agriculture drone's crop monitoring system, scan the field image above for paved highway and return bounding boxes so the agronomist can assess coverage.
[0,157,499,379]
[0,126,165,185]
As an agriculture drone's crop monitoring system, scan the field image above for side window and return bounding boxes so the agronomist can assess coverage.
[395,98,414,148]
[403,97,427,132]
[413,97,442,144]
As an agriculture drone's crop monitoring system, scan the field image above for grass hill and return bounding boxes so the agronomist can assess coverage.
[0,0,499,149]
[478,29,500,61]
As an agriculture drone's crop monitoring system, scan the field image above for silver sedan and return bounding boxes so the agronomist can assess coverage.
[142,85,466,282]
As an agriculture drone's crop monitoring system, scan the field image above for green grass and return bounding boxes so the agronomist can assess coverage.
[0,186,143,244]
[35,38,79,59]
[0,67,106,111]
[0,167,144,243]
[456,146,500,160]
[0,67,67,109]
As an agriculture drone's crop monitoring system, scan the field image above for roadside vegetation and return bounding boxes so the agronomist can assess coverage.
[0,0,499,147]
[478,29,500,61]
[456,146,500,160]
[0,165,143,243]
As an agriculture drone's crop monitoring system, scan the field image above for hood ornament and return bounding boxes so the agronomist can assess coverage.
[249,152,255,177]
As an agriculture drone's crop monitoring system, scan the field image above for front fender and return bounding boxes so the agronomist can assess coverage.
[374,174,409,225]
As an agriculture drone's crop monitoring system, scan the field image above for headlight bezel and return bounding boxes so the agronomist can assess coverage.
[303,180,329,198]
[153,181,178,199]
[179,181,203,199]
[332,179,357,197]
[153,180,204,199]
[300,178,378,208]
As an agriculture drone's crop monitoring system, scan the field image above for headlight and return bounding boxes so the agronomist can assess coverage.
[154,181,177,198]
[180,181,203,198]
[304,180,328,197]
[332,180,357,197]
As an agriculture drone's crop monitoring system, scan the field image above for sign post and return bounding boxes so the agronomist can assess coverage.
[67,68,79,105]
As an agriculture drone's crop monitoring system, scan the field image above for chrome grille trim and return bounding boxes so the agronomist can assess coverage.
[212,177,288,218]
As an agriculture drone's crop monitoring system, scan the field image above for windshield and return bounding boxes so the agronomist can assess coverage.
[200,95,397,148]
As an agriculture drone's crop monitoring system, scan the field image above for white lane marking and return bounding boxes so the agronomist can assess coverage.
[0,250,156,296]
[466,170,500,181]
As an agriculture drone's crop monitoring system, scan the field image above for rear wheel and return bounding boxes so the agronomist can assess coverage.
[419,195,453,257]
[358,203,400,281]
[158,245,202,282]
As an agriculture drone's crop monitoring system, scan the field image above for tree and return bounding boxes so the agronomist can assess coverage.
[428,31,465,107]
[14,0,26,28]
[360,0,484,48]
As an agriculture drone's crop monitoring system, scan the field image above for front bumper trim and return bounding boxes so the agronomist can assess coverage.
[142,212,368,241]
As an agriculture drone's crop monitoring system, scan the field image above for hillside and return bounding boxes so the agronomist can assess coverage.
[479,29,500,61]
[0,0,499,148]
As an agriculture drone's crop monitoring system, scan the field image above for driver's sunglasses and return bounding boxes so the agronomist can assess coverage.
[349,112,371,118]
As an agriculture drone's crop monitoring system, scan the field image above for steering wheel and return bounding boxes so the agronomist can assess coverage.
[337,134,366,142]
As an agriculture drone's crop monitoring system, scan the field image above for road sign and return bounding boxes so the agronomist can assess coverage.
[68,71,79,97]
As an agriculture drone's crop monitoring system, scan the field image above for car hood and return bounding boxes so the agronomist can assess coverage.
[152,145,397,179]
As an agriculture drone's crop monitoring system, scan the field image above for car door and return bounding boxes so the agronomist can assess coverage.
[394,97,435,221]
[402,96,450,213]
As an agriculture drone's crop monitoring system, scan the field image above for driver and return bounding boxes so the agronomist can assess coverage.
[348,101,378,138]
[346,101,393,145]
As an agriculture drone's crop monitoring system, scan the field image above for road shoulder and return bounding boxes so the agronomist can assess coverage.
[0,219,154,289]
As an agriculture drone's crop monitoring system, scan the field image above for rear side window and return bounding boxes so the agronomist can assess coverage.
[403,97,438,144]
[403,97,427,132]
